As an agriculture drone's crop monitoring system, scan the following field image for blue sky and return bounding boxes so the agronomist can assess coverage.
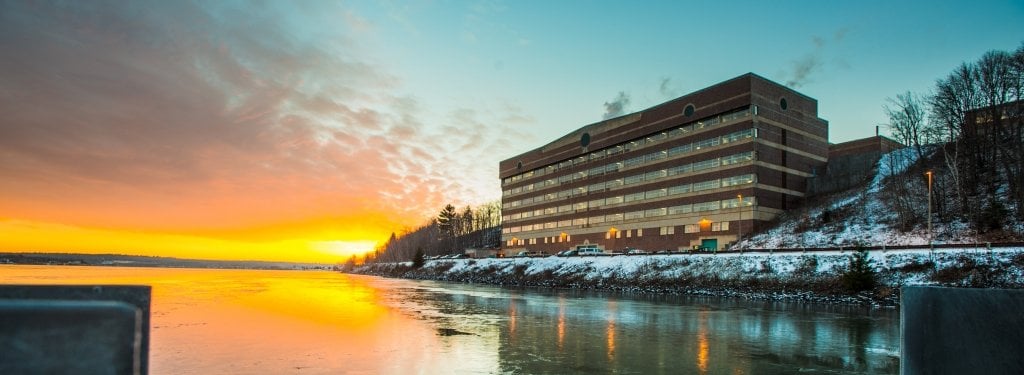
[1,0,1022,257]
[345,1,1023,148]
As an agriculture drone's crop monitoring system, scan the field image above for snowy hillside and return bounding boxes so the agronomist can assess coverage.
[741,147,1018,249]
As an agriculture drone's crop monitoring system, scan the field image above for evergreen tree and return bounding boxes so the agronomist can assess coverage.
[841,249,877,293]
[412,247,425,268]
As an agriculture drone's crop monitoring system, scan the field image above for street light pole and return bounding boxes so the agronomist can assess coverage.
[737,194,743,242]
[926,171,933,247]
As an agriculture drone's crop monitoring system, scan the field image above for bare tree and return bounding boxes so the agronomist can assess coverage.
[884,91,929,160]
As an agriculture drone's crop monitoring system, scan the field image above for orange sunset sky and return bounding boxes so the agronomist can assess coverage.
[0,1,516,263]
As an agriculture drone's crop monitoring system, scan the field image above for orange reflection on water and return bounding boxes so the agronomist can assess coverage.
[509,298,518,341]
[0,266,434,373]
[697,310,710,374]
[557,297,566,351]
[606,300,617,360]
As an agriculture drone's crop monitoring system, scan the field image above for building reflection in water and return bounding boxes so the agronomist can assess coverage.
[557,296,566,352]
[508,295,517,342]
[458,289,902,374]
[697,309,709,374]
[606,300,617,361]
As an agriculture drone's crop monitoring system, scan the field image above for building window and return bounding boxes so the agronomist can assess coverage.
[606,196,624,205]
[626,230,632,238]
[581,132,591,147]
[780,97,788,110]
[645,189,667,199]
[624,192,645,203]
[645,208,667,217]
[684,224,699,233]
[660,226,675,235]
[684,104,695,117]
[637,229,643,237]
[669,204,692,215]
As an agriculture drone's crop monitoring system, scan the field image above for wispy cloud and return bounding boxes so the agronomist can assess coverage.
[602,92,631,119]
[783,27,851,88]
[0,1,517,239]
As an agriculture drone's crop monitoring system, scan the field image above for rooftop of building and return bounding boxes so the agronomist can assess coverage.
[500,72,825,178]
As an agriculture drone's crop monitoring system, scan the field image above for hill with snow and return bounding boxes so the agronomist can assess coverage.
[741,147,1021,249]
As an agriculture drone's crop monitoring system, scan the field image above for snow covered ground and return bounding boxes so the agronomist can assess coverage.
[353,247,1024,306]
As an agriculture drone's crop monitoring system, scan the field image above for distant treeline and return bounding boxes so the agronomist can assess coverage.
[882,42,1024,233]
[0,252,329,270]
[356,202,502,265]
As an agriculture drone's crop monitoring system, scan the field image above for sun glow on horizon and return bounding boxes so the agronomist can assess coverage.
[312,240,379,258]
[0,219,387,264]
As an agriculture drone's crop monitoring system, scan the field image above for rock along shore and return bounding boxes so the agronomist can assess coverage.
[347,248,1024,307]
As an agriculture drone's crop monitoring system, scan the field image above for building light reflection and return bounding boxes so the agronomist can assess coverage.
[606,300,617,361]
[697,310,709,374]
[509,299,517,342]
[557,297,566,352]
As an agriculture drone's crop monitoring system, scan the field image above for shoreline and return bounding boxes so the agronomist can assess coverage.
[348,248,1024,307]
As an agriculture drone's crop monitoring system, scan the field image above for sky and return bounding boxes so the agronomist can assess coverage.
[1,0,1022,263]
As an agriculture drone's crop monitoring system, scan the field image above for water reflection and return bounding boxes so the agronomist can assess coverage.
[398,284,900,374]
[606,300,617,362]
[697,309,709,374]
[1,266,900,374]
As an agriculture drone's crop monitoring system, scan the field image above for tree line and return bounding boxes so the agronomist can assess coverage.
[882,42,1024,234]
[343,201,502,266]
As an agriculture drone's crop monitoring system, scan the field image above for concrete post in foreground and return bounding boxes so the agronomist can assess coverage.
[0,285,151,375]
[901,286,1024,375]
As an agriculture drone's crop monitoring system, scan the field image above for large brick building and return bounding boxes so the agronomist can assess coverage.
[498,73,828,253]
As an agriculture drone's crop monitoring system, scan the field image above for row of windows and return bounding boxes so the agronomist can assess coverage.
[502,173,756,223]
[501,151,755,211]
[503,127,755,198]
[508,233,576,247]
[506,221,734,246]
[501,197,755,234]
[502,107,752,186]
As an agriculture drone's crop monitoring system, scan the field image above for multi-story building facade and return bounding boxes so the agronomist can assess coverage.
[499,73,828,253]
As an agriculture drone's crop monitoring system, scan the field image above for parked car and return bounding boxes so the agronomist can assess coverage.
[557,250,579,257]
[516,251,546,258]
[626,249,649,255]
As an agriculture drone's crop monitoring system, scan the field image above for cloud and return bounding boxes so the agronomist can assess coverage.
[602,92,631,119]
[785,55,824,88]
[659,77,683,98]
[783,27,851,88]
[0,1,518,240]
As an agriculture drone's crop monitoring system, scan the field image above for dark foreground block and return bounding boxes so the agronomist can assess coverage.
[0,285,151,375]
[901,286,1024,375]
[0,300,140,375]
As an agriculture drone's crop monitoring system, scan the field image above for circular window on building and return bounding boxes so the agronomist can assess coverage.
[684,104,695,117]
[516,161,523,170]
[779,97,788,110]
[580,132,591,147]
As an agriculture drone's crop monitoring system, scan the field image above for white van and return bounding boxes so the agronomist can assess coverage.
[574,244,607,256]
